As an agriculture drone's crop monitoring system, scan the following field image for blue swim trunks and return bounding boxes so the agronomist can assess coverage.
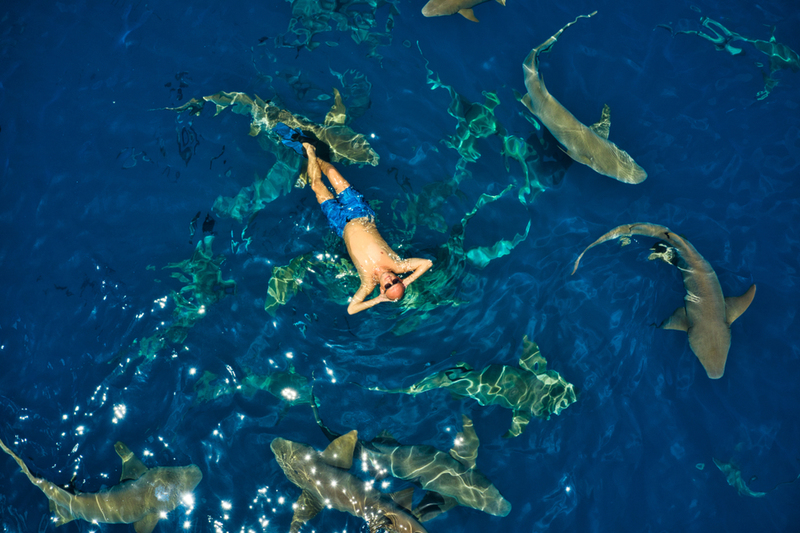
[320,187,376,238]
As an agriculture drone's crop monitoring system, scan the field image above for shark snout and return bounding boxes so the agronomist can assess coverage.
[184,465,203,491]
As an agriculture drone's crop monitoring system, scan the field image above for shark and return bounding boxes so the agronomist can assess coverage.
[0,437,202,533]
[311,394,511,518]
[520,11,647,184]
[270,432,428,533]
[571,222,756,379]
[165,89,379,167]
[421,0,505,23]
[367,336,577,438]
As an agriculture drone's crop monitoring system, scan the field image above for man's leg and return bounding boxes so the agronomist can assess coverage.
[305,143,334,204]
[317,158,351,194]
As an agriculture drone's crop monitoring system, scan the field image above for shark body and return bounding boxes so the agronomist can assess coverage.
[521,12,647,184]
[421,0,505,22]
[368,337,576,438]
[571,222,756,379]
[271,432,428,533]
[0,437,202,533]
[312,396,510,518]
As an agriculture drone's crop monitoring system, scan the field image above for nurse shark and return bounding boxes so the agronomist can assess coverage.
[0,437,202,533]
[571,222,756,379]
[311,394,511,518]
[270,432,428,533]
[521,11,647,184]
[367,336,577,438]
[421,0,505,22]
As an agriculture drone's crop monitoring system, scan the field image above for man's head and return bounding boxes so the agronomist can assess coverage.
[380,272,406,301]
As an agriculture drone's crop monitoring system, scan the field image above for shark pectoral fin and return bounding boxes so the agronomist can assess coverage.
[291,491,323,533]
[519,336,548,374]
[504,412,531,439]
[520,93,536,114]
[320,430,357,469]
[134,513,160,533]
[659,307,689,332]
[590,104,611,139]
[375,429,401,445]
[449,414,479,469]
[725,284,756,324]
[413,491,459,522]
[389,487,415,511]
[49,500,75,526]
[562,146,592,166]
[114,441,149,482]
[459,8,479,22]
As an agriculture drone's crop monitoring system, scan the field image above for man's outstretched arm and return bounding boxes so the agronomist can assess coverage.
[400,258,433,287]
[347,283,387,315]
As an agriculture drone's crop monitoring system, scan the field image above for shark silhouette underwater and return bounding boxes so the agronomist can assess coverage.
[520,11,647,184]
[0,437,202,533]
[311,394,511,519]
[368,336,577,438]
[571,222,756,379]
[271,431,429,533]
[421,0,505,23]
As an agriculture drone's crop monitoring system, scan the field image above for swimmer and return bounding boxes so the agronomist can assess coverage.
[304,143,433,314]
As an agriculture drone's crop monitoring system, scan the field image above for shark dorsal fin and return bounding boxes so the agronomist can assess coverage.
[291,490,323,531]
[725,284,756,324]
[390,487,415,511]
[449,415,479,469]
[519,336,548,374]
[114,442,149,482]
[320,430,357,469]
[324,88,347,126]
[134,513,160,533]
[590,104,611,139]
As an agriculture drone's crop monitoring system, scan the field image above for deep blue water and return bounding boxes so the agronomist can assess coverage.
[1,0,799,532]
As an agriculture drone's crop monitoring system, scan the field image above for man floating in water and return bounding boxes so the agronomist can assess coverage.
[303,142,433,314]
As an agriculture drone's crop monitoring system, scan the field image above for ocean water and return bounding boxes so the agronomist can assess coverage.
[1,0,799,532]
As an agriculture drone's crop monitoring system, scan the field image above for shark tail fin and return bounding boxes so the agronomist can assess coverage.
[725,284,756,324]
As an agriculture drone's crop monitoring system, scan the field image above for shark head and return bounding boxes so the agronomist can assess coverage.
[588,143,648,184]
[270,438,313,487]
[178,465,203,493]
